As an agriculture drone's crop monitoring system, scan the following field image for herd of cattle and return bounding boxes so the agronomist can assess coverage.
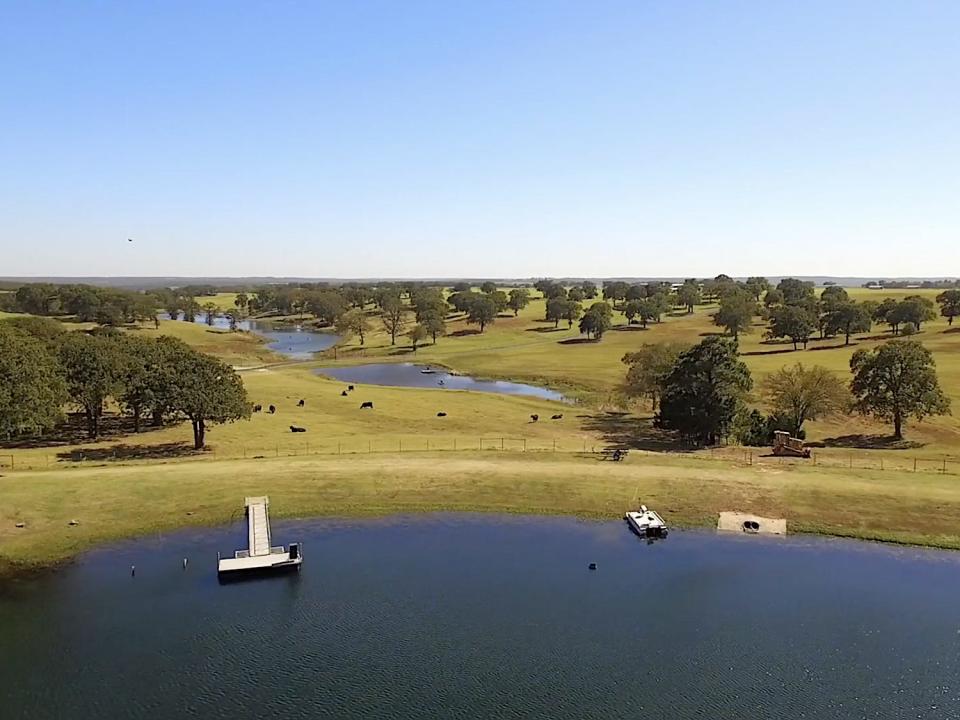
[252,384,565,432]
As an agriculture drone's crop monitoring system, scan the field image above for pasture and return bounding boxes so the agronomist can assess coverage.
[4,450,960,576]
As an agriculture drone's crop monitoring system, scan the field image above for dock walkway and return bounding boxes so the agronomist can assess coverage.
[246,496,271,557]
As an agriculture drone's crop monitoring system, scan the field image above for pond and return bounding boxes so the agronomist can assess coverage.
[164,312,339,360]
[317,363,568,401]
[2,515,959,719]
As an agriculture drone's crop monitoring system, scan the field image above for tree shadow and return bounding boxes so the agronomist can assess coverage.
[56,442,204,462]
[0,414,167,449]
[577,412,692,452]
[559,337,596,345]
[740,348,798,357]
[808,342,850,351]
[449,329,481,337]
[387,347,416,356]
[944,327,960,334]
[818,434,925,450]
[612,325,649,332]
[698,331,726,338]
[524,326,565,333]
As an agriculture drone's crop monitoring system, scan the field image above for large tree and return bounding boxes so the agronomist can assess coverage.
[621,343,686,412]
[380,295,407,345]
[777,278,815,306]
[658,336,752,445]
[744,277,770,302]
[545,297,567,328]
[676,281,701,314]
[407,324,428,352]
[58,332,124,438]
[936,289,960,325]
[825,302,872,345]
[116,335,158,433]
[0,325,66,437]
[335,308,371,345]
[767,304,817,350]
[849,340,950,439]
[895,295,937,332]
[419,306,447,343]
[762,363,849,437]
[169,349,250,449]
[508,288,530,316]
[466,296,497,332]
[713,291,757,339]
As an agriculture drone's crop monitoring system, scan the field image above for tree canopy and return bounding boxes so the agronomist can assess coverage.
[621,343,687,411]
[762,363,849,437]
[658,337,752,445]
[0,324,67,437]
[849,340,950,439]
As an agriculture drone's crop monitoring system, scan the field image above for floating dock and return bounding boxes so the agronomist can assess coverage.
[217,496,302,577]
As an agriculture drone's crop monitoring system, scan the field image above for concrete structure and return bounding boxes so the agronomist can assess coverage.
[217,496,302,576]
[717,512,787,535]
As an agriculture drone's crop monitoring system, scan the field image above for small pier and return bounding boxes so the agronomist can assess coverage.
[217,496,302,577]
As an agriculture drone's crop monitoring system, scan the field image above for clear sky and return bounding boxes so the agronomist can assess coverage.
[2,1,958,278]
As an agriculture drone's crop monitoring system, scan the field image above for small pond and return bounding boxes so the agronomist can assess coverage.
[163,312,339,360]
[316,362,567,401]
[3,516,960,719]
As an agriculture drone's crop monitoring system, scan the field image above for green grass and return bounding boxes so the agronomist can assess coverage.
[4,450,960,576]
[3,285,960,573]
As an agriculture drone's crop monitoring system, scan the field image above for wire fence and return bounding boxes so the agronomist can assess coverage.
[1,438,959,477]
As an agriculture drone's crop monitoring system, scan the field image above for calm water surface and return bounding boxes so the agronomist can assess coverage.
[318,363,567,401]
[2,516,959,719]
[164,312,339,359]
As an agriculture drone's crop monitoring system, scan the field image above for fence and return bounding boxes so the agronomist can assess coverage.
[1,439,959,478]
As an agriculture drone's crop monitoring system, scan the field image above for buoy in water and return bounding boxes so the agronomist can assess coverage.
[588,562,597,570]
[131,565,136,577]
[182,558,188,569]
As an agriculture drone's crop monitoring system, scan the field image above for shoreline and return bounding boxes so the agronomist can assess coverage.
[4,450,960,581]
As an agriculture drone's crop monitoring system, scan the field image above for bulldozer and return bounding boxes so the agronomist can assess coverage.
[772,430,811,458]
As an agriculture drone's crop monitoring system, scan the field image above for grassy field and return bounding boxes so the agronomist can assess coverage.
[321,287,960,453]
[2,285,959,573]
[4,450,960,576]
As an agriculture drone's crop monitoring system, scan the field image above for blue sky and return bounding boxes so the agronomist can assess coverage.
[1,1,957,278]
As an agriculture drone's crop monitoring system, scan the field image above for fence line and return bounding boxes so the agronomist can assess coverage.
[1,439,958,478]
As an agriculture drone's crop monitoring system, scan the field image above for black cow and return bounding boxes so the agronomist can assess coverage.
[347,385,355,391]
[268,405,276,414]
[551,414,563,420]
[341,390,349,397]
[360,401,374,409]
[253,404,262,413]
[437,412,447,417]
[530,414,539,422]
[297,399,305,407]
[289,425,307,433]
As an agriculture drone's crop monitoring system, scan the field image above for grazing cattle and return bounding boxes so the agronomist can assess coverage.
[530,414,539,422]
[297,399,305,407]
[268,405,276,414]
[341,390,349,397]
[437,412,447,417]
[360,401,374,409]
[551,414,563,420]
[253,404,262,413]
[347,385,355,391]
[289,425,307,433]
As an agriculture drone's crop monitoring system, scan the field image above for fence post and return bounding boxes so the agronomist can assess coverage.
[275,443,279,457]
[913,457,917,472]
[553,439,557,452]
[944,457,948,474]
[338,441,341,455]
[500,437,504,451]
[454,438,457,452]
[523,438,526,452]
[399,439,402,453]
[849,454,852,469]
[368,440,371,453]
[426,439,429,452]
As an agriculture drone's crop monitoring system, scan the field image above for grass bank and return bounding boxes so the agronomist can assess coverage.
[3,451,960,577]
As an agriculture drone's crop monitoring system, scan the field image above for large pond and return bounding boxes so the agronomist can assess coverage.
[317,363,568,401]
[3,515,959,719]
[164,312,339,360]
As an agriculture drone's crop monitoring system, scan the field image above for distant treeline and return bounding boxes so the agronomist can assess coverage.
[0,317,248,448]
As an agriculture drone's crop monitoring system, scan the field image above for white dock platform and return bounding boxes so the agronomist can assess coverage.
[217,496,302,576]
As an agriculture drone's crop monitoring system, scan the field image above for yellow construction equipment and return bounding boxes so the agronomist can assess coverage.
[772,430,811,458]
